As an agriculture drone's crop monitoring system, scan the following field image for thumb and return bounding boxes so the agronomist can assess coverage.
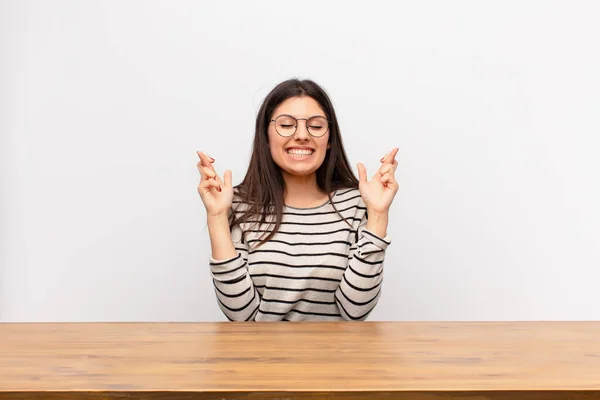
[223,169,232,187]
[357,162,367,184]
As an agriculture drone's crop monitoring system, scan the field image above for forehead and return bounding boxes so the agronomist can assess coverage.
[272,96,325,118]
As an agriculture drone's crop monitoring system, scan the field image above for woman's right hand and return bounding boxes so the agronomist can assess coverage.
[197,151,234,217]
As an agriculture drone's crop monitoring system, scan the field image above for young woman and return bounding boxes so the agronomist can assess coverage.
[197,78,399,321]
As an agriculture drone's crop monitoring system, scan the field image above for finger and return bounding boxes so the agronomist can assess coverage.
[197,161,206,178]
[197,151,208,166]
[378,163,393,175]
[386,147,399,163]
[197,151,216,167]
[201,166,217,180]
[199,179,221,192]
[357,162,367,184]
[386,174,399,190]
[380,172,392,184]
[198,163,217,182]
[379,158,399,175]
[197,151,214,162]
[380,147,399,164]
[223,170,232,187]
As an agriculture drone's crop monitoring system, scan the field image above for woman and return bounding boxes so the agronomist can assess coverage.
[197,78,399,321]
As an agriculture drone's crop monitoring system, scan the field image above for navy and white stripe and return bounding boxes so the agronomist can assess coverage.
[209,188,391,321]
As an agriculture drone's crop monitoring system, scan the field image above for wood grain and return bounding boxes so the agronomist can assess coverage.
[1,321,599,399]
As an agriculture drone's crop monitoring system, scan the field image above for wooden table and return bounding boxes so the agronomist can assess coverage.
[1,321,599,399]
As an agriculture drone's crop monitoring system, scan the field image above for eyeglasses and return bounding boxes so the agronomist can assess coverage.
[270,114,330,138]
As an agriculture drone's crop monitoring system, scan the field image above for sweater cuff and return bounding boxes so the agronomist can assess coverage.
[209,253,245,275]
[361,228,391,251]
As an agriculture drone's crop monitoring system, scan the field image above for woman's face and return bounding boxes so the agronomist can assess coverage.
[267,96,331,178]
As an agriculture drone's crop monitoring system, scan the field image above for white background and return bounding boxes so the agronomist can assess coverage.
[1,0,599,321]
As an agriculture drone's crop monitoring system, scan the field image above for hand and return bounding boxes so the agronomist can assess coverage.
[357,147,399,214]
[197,151,234,217]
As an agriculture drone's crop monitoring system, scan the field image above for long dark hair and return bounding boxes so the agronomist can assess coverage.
[231,78,359,248]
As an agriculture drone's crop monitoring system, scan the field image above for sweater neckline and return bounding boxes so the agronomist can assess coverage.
[284,190,338,210]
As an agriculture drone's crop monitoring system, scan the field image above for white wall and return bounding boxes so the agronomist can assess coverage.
[1,0,599,322]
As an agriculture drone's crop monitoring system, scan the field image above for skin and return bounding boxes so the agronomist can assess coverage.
[197,96,399,258]
[266,96,331,207]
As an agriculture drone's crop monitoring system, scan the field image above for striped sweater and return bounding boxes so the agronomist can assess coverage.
[209,188,391,321]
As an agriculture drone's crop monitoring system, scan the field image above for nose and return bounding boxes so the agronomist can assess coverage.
[293,119,310,141]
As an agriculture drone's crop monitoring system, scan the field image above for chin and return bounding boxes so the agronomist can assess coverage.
[284,168,315,177]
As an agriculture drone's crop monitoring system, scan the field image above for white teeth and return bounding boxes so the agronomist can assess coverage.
[287,149,313,155]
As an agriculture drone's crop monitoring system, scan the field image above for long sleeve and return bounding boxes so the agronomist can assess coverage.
[334,212,390,320]
[210,222,261,321]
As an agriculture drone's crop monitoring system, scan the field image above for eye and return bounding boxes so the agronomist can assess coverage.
[308,116,328,130]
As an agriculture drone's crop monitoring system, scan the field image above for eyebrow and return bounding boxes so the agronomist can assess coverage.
[274,113,327,119]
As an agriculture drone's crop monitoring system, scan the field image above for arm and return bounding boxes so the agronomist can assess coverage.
[196,151,260,321]
[208,210,261,322]
[334,210,390,321]
[338,146,399,320]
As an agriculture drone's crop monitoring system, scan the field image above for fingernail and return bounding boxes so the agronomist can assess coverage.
[210,157,215,162]
[380,157,385,162]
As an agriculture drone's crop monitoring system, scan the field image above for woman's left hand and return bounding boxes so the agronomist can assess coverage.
[357,147,399,214]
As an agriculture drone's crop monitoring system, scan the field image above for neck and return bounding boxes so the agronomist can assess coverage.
[282,172,328,208]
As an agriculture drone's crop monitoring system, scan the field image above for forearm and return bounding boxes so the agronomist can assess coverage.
[211,255,260,322]
[335,213,390,321]
[212,270,260,322]
[207,213,237,261]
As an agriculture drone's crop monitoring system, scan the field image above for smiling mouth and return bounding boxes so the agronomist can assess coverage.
[286,149,314,159]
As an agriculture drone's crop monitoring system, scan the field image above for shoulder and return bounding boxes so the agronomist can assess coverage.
[331,187,367,219]
[229,187,273,229]
[229,187,252,220]
[231,187,244,206]
[331,187,365,207]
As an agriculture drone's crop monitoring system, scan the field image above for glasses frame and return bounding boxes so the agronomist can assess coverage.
[270,114,331,138]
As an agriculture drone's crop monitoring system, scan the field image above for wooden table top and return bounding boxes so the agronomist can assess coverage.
[1,321,599,399]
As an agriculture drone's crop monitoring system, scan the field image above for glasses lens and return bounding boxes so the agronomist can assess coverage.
[307,116,328,137]
[275,116,296,136]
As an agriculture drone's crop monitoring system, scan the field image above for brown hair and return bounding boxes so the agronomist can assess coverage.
[231,78,359,248]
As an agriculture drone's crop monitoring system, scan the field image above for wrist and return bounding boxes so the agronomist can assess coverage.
[207,212,230,231]
[367,209,389,220]
[206,212,237,261]
[207,211,229,221]
[366,210,389,238]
